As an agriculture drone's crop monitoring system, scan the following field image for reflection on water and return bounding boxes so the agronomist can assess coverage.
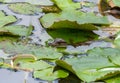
[0,69,47,83]
[0,68,59,83]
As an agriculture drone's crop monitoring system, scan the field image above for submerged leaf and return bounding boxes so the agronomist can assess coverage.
[47,28,98,44]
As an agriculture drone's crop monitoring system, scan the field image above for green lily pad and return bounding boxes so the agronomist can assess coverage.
[109,54,120,66]
[51,0,80,10]
[0,0,12,3]
[47,28,98,44]
[87,47,120,57]
[0,36,19,42]
[0,0,53,5]
[0,11,5,17]
[20,60,52,71]
[8,3,42,15]
[26,0,53,5]
[56,52,120,82]
[105,74,120,83]
[32,46,63,60]
[34,67,69,81]
[0,42,63,60]
[0,11,17,28]
[40,10,110,30]
[114,31,120,47]
[0,25,33,37]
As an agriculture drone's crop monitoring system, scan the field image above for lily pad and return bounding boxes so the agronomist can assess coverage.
[26,0,53,5]
[56,55,119,82]
[87,47,120,57]
[34,67,69,81]
[0,36,19,42]
[114,31,120,47]
[0,0,12,3]
[20,60,52,71]
[109,54,120,66]
[0,42,63,60]
[0,11,17,28]
[105,74,120,83]
[0,0,53,5]
[51,0,80,10]
[8,3,42,15]
[40,10,110,30]
[0,25,33,37]
[32,46,63,60]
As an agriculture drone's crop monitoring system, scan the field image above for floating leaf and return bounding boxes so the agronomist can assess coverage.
[34,67,69,81]
[40,10,110,30]
[109,54,120,66]
[105,74,120,83]
[0,42,63,60]
[0,0,12,3]
[32,47,63,60]
[0,11,5,17]
[26,0,53,5]
[0,0,53,5]
[20,60,52,71]
[87,47,120,57]
[51,0,80,10]
[8,3,42,15]
[40,0,110,29]
[0,11,17,28]
[0,36,19,42]
[56,55,119,82]
[114,31,120,47]
[0,25,33,37]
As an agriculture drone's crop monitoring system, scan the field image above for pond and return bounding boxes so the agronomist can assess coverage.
[0,0,120,83]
